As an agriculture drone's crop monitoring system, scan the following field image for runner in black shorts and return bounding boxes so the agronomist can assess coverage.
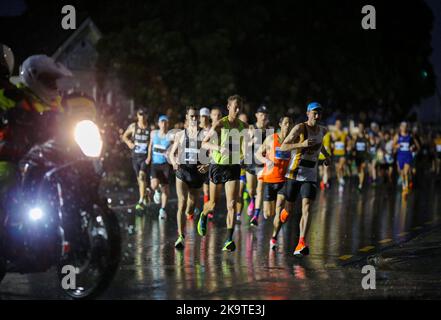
[148,115,172,219]
[199,95,248,252]
[245,105,270,226]
[279,102,331,256]
[170,106,209,249]
[353,122,370,191]
[199,107,213,209]
[121,108,151,213]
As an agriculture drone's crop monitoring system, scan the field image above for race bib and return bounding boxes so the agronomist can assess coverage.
[335,141,344,150]
[356,142,366,152]
[153,144,167,155]
[275,147,291,160]
[134,142,148,154]
[400,142,410,152]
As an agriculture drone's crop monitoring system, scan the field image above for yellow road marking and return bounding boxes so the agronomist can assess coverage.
[359,246,375,252]
[325,263,337,268]
[338,255,353,261]
[378,239,392,244]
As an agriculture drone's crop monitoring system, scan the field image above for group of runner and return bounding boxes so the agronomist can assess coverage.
[321,119,441,195]
[121,95,441,256]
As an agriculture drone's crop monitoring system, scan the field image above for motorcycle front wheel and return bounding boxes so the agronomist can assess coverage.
[0,256,6,284]
[57,203,121,299]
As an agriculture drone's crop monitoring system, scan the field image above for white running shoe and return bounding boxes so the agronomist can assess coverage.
[339,178,345,186]
[153,190,161,204]
[159,208,167,219]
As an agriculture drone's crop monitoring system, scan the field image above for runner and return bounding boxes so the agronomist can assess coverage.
[331,119,349,188]
[198,94,247,252]
[121,108,151,213]
[319,129,332,190]
[353,122,370,191]
[170,106,208,249]
[236,112,250,223]
[382,130,395,184]
[198,107,212,216]
[255,116,293,250]
[205,105,223,220]
[393,121,420,194]
[278,102,331,256]
[148,115,172,219]
[246,105,270,227]
[411,125,423,187]
[368,130,380,186]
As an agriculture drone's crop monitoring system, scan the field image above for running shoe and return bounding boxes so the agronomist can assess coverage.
[247,199,255,216]
[270,238,277,250]
[197,213,208,236]
[153,190,161,204]
[280,208,289,223]
[222,240,236,252]
[186,213,194,221]
[320,181,325,190]
[294,241,309,257]
[357,184,363,192]
[236,213,242,224]
[243,190,250,201]
[250,215,258,227]
[135,202,144,211]
[159,208,167,219]
[174,235,185,250]
[339,178,345,186]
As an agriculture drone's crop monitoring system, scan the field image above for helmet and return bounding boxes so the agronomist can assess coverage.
[0,44,14,78]
[19,55,72,103]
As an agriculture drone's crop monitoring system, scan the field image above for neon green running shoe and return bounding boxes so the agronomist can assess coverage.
[197,213,208,236]
[222,240,236,252]
[174,235,185,250]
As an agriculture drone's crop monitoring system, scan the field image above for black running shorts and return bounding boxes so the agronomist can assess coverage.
[132,155,149,177]
[209,164,241,184]
[176,164,204,189]
[283,179,317,202]
[263,182,285,202]
[150,163,171,185]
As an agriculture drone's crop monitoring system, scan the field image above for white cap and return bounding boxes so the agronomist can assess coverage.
[200,107,210,117]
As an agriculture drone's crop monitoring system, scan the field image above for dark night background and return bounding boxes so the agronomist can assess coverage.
[1,0,440,124]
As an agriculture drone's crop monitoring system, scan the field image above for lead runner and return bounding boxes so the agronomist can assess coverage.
[198,94,247,252]
[278,102,331,256]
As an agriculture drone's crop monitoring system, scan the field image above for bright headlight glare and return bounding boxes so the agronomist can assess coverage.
[74,120,103,157]
[29,208,44,221]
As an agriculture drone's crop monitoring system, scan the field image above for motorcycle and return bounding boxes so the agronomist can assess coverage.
[0,106,121,299]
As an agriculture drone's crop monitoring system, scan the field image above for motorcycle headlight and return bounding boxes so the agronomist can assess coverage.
[29,207,44,221]
[74,120,103,157]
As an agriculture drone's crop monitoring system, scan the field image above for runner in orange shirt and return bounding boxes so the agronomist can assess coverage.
[255,115,293,250]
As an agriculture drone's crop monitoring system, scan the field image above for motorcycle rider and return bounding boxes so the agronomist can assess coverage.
[0,52,72,218]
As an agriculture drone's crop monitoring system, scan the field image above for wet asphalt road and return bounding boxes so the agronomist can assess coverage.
[1,174,441,300]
